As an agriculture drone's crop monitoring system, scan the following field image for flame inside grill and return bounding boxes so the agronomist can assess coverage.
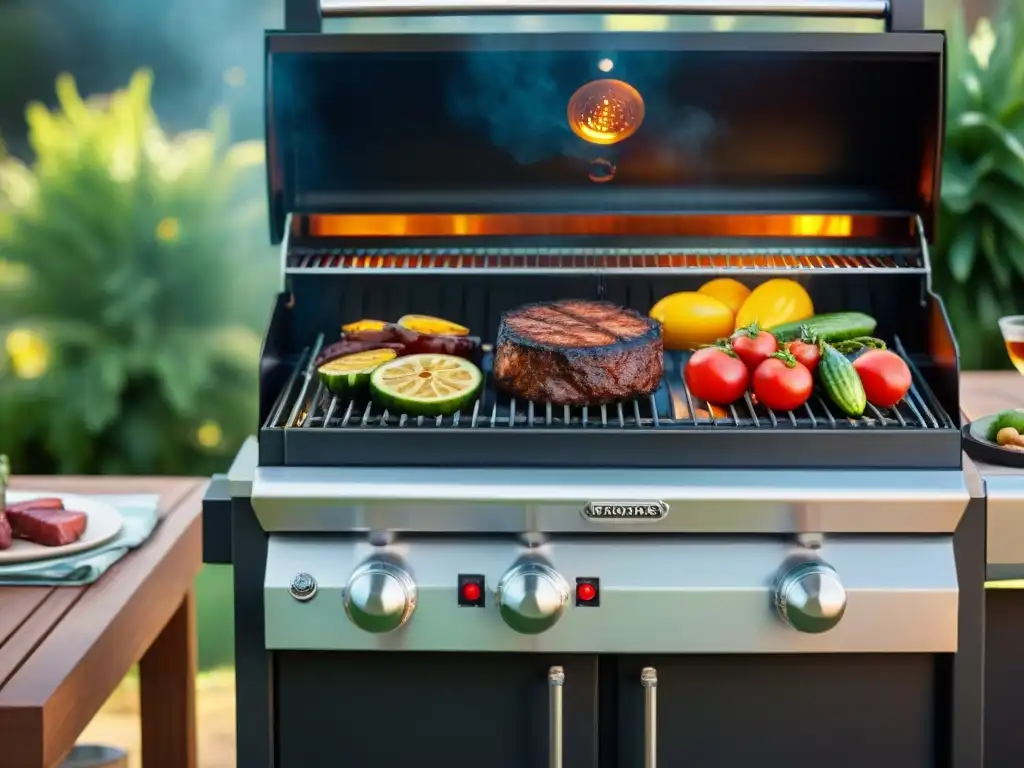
[567,79,645,146]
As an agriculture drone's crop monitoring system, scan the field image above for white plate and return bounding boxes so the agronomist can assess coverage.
[0,491,124,565]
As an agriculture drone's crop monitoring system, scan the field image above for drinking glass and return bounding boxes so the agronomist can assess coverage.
[999,316,1024,375]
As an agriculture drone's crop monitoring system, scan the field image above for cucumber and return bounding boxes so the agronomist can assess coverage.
[771,312,877,343]
[818,342,867,418]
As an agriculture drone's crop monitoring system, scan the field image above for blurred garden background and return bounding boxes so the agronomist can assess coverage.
[0,0,1021,763]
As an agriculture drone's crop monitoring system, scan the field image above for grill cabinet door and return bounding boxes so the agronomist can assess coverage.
[276,651,598,768]
[614,655,936,768]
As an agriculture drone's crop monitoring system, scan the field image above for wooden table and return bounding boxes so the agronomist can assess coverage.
[961,370,1022,422]
[0,477,206,768]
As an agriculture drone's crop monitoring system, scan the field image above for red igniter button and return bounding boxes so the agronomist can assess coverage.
[458,574,486,607]
[575,578,600,606]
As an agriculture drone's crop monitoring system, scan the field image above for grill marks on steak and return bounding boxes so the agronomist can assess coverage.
[494,299,664,406]
[0,498,88,549]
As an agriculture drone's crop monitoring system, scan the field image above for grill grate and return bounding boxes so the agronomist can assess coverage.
[269,335,952,434]
[286,246,926,275]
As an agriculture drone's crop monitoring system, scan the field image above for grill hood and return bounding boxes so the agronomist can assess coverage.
[264,30,944,244]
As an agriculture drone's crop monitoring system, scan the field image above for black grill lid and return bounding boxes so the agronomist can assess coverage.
[265,30,944,243]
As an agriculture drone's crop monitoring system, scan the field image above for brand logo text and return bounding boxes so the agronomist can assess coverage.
[582,501,669,522]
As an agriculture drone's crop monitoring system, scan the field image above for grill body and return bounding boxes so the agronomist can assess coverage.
[207,467,985,768]
[202,5,987,767]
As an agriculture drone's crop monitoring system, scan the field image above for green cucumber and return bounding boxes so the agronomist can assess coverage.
[771,312,877,343]
[818,342,866,418]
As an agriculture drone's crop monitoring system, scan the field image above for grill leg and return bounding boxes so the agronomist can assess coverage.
[948,495,985,768]
[233,499,277,767]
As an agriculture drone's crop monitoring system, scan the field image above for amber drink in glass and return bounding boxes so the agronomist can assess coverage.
[999,316,1024,375]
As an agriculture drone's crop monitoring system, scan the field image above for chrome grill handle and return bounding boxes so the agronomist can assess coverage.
[641,666,658,768]
[549,666,565,768]
[319,0,889,18]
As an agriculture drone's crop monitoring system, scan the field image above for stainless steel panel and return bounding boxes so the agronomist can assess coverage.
[979,463,1024,577]
[251,466,968,534]
[228,436,258,498]
[319,0,889,17]
[264,535,958,653]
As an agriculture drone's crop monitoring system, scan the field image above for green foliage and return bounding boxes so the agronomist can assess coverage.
[935,2,1024,370]
[0,70,277,475]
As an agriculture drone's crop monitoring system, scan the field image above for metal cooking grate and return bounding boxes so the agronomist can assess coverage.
[267,335,952,433]
[286,246,926,275]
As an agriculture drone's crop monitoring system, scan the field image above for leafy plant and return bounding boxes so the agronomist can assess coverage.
[0,70,277,475]
[935,2,1024,370]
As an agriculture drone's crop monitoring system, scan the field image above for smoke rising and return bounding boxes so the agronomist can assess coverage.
[445,45,720,171]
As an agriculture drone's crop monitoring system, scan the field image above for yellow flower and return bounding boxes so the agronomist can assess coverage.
[155,217,181,243]
[969,18,996,70]
[195,420,223,449]
[5,328,50,380]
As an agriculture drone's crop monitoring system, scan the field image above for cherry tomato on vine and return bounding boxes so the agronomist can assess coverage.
[685,347,749,405]
[731,324,778,371]
[785,340,820,373]
[752,352,814,412]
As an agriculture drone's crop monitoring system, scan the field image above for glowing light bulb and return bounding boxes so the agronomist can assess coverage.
[567,79,645,146]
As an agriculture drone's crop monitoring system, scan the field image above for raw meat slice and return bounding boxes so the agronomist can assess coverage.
[8,507,88,547]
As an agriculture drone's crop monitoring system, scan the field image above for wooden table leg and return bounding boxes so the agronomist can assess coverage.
[139,588,197,768]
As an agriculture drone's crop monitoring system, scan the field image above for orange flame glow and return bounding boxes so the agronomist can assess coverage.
[305,213,873,239]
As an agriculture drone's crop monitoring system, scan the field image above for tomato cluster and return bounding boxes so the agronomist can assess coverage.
[685,325,817,412]
[683,325,911,414]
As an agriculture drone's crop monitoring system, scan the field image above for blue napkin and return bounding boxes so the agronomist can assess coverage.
[0,494,160,586]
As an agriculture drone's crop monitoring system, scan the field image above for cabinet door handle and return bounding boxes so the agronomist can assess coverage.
[549,666,565,768]
[641,667,658,768]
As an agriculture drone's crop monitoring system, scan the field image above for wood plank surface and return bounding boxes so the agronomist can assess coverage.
[961,371,1022,422]
[0,476,205,768]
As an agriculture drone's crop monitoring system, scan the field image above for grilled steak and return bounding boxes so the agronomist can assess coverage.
[0,512,10,550]
[7,507,87,547]
[493,299,663,405]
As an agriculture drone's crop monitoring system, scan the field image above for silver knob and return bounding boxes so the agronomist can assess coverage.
[289,572,318,602]
[773,561,847,633]
[343,560,417,633]
[496,561,570,634]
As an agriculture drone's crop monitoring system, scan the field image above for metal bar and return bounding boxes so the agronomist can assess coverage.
[285,335,325,428]
[641,666,658,768]
[548,666,565,768]
[320,0,888,17]
[885,0,923,31]
[286,0,322,32]
[288,246,923,277]
[265,348,310,428]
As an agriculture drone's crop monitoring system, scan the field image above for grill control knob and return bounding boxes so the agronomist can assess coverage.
[496,562,570,635]
[344,560,417,633]
[773,561,847,634]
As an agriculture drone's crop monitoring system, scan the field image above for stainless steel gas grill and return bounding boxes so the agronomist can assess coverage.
[203,1,987,766]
